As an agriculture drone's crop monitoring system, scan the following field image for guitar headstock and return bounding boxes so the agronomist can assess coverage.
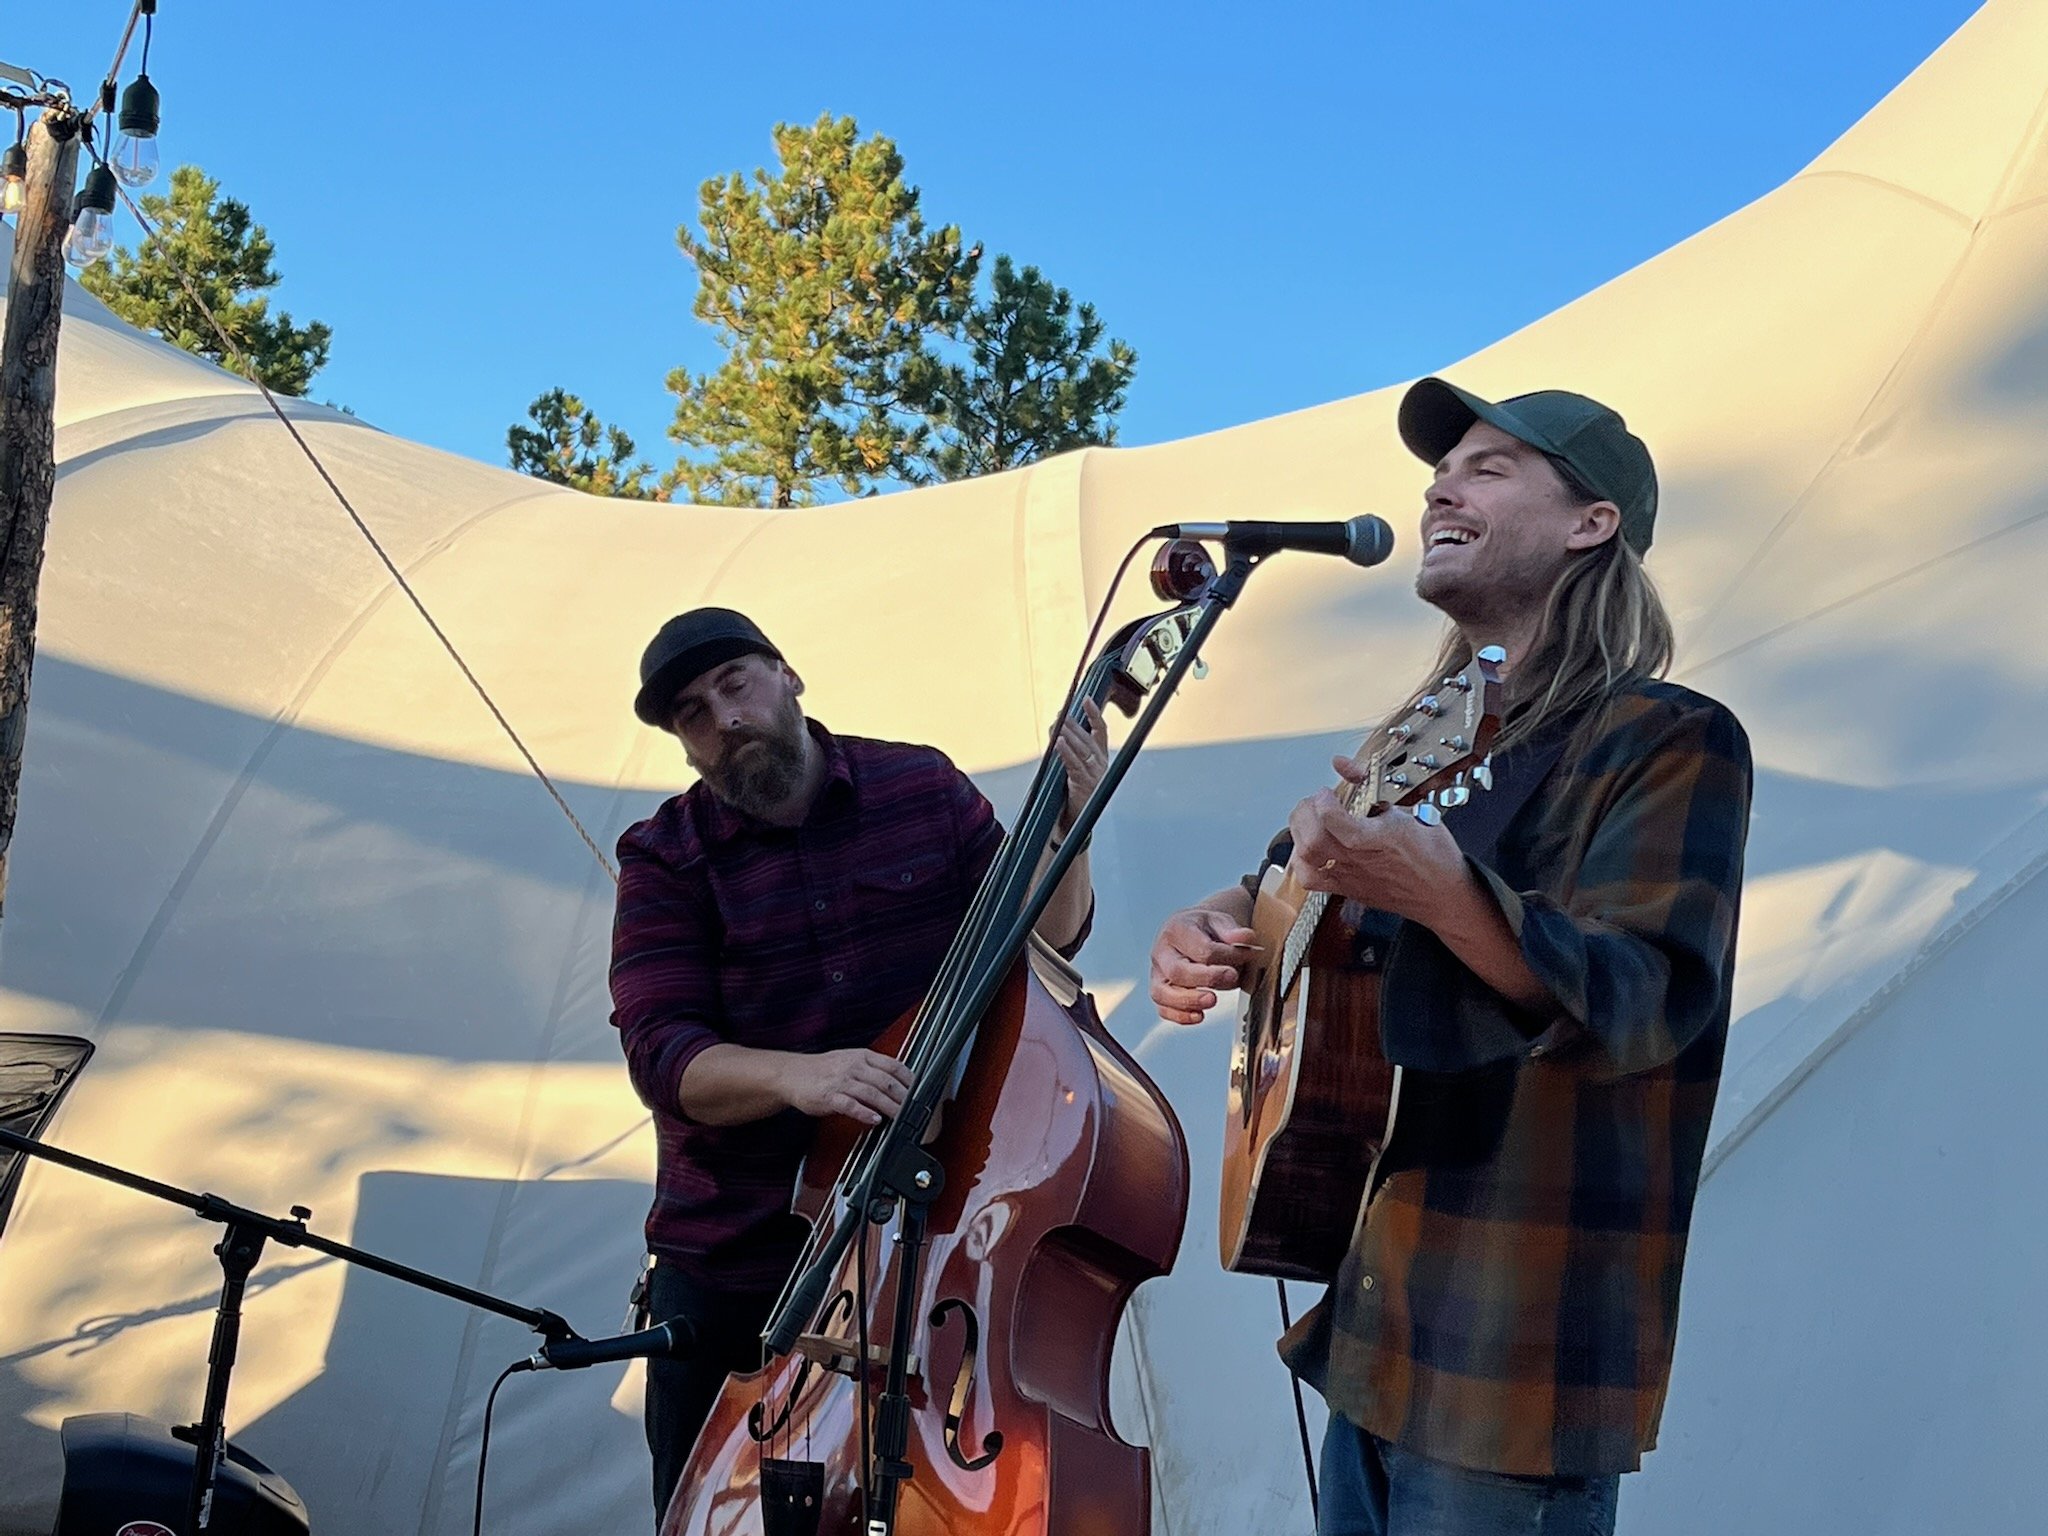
[1353,645,1506,814]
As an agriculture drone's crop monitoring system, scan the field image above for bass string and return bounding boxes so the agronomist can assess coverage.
[766,656,1112,1328]
[830,655,1113,1207]
[821,675,1099,1504]
[897,656,1110,1079]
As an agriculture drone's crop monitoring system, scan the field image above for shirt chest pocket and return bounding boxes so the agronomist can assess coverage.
[848,849,961,927]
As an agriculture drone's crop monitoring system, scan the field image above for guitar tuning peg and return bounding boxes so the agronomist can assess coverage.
[1413,802,1443,827]
[1438,786,1470,810]
[1470,762,1494,791]
[1476,645,1507,664]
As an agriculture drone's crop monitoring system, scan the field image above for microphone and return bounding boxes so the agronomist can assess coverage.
[528,1320,693,1372]
[1149,514,1395,566]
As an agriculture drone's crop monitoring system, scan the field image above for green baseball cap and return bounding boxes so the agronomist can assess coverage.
[1397,377,1658,553]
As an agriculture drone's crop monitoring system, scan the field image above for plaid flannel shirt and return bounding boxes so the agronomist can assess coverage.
[1278,678,1753,1478]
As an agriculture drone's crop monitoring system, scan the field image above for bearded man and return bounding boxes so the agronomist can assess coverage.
[608,607,1103,1524]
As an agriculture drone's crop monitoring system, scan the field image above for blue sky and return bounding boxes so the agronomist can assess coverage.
[9,0,1986,480]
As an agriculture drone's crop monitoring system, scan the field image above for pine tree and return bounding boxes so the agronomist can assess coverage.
[667,115,977,508]
[507,390,663,499]
[911,255,1136,482]
[80,165,331,396]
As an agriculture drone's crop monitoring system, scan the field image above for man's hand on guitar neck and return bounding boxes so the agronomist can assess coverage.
[1288,753,1552,1013]
[1149,893,1260,1026]
[1285,752,1470,927]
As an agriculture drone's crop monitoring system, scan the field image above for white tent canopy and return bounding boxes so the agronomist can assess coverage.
[3,1,2044,1530]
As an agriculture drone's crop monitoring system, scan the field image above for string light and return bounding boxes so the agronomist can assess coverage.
[64,138,117,266]
[111,1,158,187]
[1,110,25,217]
[5,3,167,247]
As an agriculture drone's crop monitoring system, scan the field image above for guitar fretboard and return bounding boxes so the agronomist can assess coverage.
[1276,774,1377,997]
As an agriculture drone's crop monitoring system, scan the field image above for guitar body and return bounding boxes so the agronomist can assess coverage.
[1219,863,1397,1283]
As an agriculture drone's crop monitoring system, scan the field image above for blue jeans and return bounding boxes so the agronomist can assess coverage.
[1319,1413,1620,1535]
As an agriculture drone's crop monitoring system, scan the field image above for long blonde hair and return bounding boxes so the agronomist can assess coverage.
[1381,515,1675,764]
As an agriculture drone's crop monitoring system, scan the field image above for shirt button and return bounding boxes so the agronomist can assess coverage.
[899,872,913,884]
[1360,1274,1376,1292]
[813,899,827,912]
[831,970,845,983]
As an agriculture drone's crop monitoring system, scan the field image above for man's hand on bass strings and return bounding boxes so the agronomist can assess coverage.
[779,1048,915,1126]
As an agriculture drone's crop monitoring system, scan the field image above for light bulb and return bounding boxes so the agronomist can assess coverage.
[63,208,114,267]
[0,142,24,216]
[112,74,161,188]
[112,132,158,189]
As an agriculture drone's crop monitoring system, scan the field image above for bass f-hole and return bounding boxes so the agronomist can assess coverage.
[927,1298,1003,1472]
[747,1289,855,1444]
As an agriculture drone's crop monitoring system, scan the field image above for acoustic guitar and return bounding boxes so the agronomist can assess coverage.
[1219,646,1505,1281]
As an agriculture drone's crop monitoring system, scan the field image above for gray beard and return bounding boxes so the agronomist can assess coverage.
[691,710,809,819]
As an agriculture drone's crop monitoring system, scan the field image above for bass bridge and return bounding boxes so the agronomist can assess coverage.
[790,1331,920,1381]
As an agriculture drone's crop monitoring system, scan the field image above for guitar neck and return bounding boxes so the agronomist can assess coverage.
[1276,775,1385,989]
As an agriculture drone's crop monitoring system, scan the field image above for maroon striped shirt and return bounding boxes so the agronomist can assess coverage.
[609,720,1006,1292]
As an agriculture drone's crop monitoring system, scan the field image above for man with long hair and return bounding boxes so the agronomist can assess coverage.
[1149,380,1752,1534]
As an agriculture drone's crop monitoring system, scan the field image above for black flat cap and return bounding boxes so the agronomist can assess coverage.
[633,607,781,726]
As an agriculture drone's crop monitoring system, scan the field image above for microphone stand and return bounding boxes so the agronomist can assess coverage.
[765,543,1269,1534]
[0,1122,580,1535]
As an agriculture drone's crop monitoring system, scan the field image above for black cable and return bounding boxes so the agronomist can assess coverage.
[99,1,149,104]
[473,1359,532,1536]
[1275,1281,1319,1531]
[107,179,622,885]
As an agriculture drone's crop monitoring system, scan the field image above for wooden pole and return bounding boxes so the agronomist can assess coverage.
[0,108,80,929]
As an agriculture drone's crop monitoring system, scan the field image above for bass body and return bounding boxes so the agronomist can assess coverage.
[662,959,1188,1536]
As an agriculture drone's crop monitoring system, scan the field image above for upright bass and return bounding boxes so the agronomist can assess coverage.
[662,602,1206,1536]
